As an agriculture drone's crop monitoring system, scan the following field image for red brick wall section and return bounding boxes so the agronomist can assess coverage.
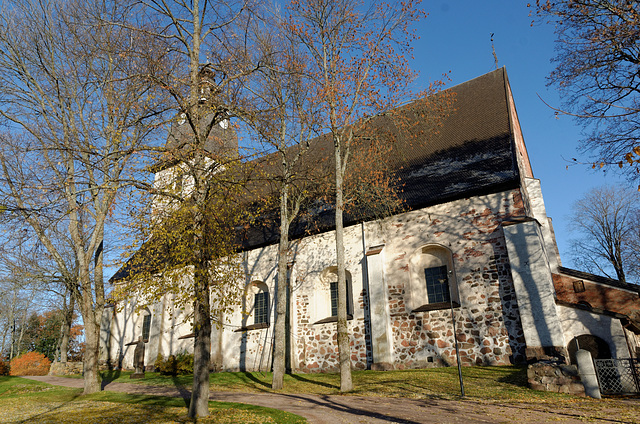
[552,274,640,317]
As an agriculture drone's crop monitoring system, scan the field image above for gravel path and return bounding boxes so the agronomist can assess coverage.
[23,375,637,424]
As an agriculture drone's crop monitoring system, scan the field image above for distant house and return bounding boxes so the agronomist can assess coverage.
[100,68,640,373]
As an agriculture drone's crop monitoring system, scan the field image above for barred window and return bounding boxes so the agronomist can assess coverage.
[254,291,269,325]
[330,280,352,317]
[408,244,459,312]
[424,265,450,304]
[142,313,152,342]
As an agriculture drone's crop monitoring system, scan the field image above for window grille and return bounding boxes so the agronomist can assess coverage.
[425,265,450,304]
[142,314,152,342]
[330,281,352,317]
[254,291,269,325]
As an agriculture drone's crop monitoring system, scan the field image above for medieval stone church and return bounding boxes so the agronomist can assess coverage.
[100,68,640,373]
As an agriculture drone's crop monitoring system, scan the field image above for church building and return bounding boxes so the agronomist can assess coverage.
[100,68,640,373]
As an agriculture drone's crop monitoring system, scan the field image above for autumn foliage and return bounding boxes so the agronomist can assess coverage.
[155,353,194,375]
[9,351,51,376]
[0,359,9,376]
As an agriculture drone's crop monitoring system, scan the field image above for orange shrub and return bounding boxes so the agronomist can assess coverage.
[9,352,51,376]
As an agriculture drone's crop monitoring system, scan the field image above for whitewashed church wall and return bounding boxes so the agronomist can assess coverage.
[557,305,631,359]
[228,187,529,372]
[105,187,530,372]
[101,286,196,370]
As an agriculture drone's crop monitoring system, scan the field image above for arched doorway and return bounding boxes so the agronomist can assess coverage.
[567,334,611,364]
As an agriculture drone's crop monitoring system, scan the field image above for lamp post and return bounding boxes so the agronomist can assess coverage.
[447,270,464,397]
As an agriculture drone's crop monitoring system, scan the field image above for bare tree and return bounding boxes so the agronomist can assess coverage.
[286,0,440,391]
[120,0,263,417]
[569,185,640,283]
[242,18,329,389]
[532,1,640,177]
[0,0,167,393]
[0,211,81,363]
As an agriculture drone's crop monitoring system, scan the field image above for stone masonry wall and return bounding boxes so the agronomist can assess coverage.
[49,361,83,376]
[107,189,532,373]
[291,189,528,372]
[527,362,585,395]
[378,190,528,368]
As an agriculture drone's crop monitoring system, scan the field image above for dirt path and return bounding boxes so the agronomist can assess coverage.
[23,375,637,424]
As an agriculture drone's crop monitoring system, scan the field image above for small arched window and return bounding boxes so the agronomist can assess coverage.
[254,287,269,325]
[314,267,353,324]
[243,281,270,330]
[408,245,459,312]
[141,308,152,342]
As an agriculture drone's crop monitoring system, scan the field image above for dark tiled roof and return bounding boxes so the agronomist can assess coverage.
[113,69,521,280]
[239,68,520,247]
[393,68,517,210]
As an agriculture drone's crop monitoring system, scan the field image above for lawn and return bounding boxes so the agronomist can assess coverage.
[0,376,306,423]
[98,365,563,399]
[95,365,640,423]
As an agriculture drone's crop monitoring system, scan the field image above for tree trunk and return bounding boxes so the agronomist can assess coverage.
[189,259,212,418]
[0,317,8,358]
[272,187,290,390]
[82,310,101,394]
[334,141,353,392]
[59,292,75,363]
[8,291,17,360]
[15,306,29,358]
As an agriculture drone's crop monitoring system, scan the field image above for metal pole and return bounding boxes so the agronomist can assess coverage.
[447,271,464,397]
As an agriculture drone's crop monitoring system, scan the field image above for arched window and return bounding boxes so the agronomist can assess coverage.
[238,281,270,331]
[254,287,269,325]
[314,267,353,324]
[408,245,459,312]
[141,308,152,342]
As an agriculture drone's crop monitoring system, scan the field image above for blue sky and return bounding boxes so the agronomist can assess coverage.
[410,1,629,269]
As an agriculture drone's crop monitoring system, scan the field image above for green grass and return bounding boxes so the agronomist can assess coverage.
[0,376,306,423]
[95,366,640,423]
[100,366,552,400]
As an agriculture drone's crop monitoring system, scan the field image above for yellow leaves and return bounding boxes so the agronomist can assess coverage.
[626,152,634,164]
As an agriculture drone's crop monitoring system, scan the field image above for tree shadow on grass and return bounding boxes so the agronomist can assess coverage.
[240,372,271,391]
[16,396,190,424]
[288,373,338,389]
[13,387,83,424]
[100,369,121,389]
[171,375,191,408]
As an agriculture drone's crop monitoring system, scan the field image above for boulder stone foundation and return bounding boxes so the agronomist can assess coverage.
[527,361,585,396]
[49,361,83,376]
